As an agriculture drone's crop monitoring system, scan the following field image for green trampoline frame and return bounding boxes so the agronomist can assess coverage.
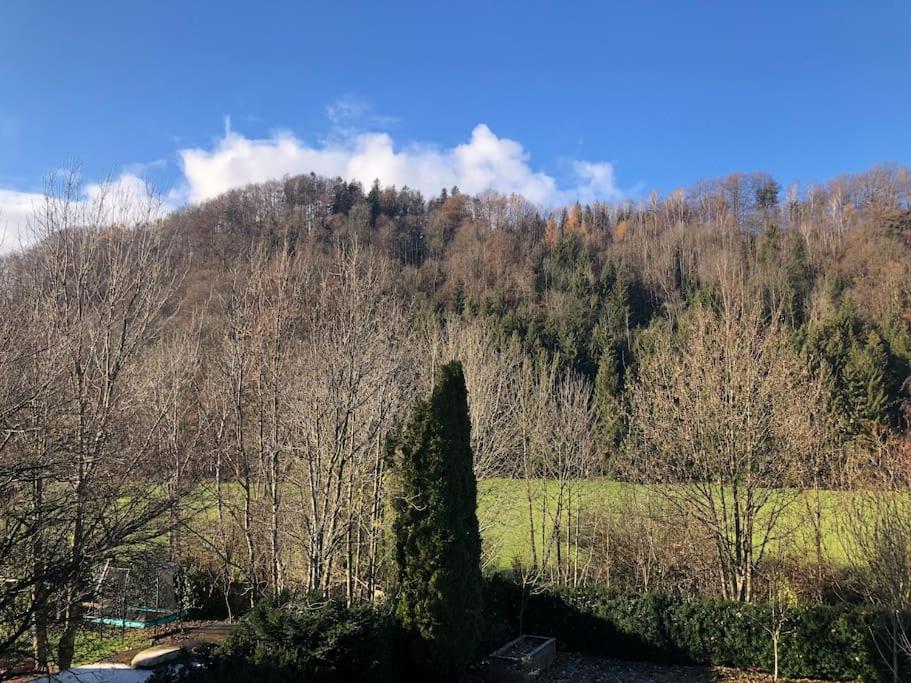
[84,607,181,629]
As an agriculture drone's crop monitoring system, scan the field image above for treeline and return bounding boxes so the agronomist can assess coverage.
[0,164,910,676]
[168,165,911,447]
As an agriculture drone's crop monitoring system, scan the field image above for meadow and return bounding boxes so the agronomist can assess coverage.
[476,478,858,572]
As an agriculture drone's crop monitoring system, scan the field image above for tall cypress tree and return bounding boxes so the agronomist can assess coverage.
[386,361,483,675]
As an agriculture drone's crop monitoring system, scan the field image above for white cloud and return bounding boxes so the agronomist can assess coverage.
[85,172,179,217]
[1,120,627,255]
[0,188,43,255]
[325,95,399,133]
[570,161,624,204]
[179,123,624,207]
[0,173,176,256]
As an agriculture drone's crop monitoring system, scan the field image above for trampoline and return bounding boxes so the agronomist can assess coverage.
[84,559,181,629]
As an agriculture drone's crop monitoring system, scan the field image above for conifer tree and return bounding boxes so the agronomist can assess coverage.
[367,178,382,226]
[386,361,483,675]
[595,346,625,451]
[845,332,890,434]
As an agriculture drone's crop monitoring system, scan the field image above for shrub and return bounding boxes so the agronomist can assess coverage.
[482,576,891,682]
[170,565,249,621]
[155,597,397,683]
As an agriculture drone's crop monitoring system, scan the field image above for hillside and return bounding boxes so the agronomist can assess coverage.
[1,164,910,678]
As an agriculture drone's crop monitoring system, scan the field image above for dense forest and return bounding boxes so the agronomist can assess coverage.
[1,164,910,677]
[165,165,911,446]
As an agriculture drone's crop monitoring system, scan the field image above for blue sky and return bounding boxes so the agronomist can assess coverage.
[1,0,910,244]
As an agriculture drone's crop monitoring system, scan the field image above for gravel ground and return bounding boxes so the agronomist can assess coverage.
[544,653,851,682]
[466,652,850,682]
[538,653,713,682]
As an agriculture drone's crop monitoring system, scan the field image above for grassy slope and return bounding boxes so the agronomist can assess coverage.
[184,478,864,575]
[477,478,854,571]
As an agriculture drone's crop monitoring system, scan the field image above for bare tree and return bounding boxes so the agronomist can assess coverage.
[436,317,521,479]
[625,288,829,601]
[509,355,599,586]
[1,171,194,671]
[285,244,416,599]
[843,438,911,683]
[203,244,308,605]
[0,245,70,673]
[532,368,598,586]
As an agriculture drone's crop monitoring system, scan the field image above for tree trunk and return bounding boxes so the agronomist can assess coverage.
[57,580,83,671]
[30,474,49,671]
[772,631,779,681]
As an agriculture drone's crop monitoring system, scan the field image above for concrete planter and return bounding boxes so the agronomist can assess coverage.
[488,635,556,682]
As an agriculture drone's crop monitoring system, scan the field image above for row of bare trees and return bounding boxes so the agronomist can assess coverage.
[191,241,419,611]
[0,173,199,673]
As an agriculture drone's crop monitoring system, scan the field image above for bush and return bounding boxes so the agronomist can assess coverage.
[482,576,891,682]
[170,565,250,621]
[152,578,896,682]
[156,597,398,683]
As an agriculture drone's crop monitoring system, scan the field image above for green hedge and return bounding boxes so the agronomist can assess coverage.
[154,580,900,682]
[483,578,895,682]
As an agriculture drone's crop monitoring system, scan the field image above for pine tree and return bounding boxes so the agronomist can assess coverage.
[758,222,781,265]
[804,307,897,438]
[595,345,625,452]
[845,332,890,434]
[783,233,813,327]
[367,178,382,227]
[386,361,483,675]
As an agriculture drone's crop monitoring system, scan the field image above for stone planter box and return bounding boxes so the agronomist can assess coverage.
[488,635,556,682]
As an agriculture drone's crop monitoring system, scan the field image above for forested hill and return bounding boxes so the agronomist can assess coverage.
[160,167,911,443]
[1,164,910,666]
[9,165,909,454]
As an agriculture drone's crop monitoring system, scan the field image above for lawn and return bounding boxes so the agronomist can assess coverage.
[476,478,859,571]
[67,627,151,665]
[12,626,152,669]
[183,477,875,576]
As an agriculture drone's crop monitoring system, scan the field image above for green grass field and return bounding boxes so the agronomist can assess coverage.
[476,478,859,571]
[185,478,880,577]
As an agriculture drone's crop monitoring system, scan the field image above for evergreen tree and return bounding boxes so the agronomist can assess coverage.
[594,346,625,453]
[367,178,382,227]
[755,177,781,217]
[844,332,890,434]
[803,307,861,436]
[783,233,813,327]
[757,223,781,265]
[386,361,483,676]
[604,272,631,341]
[803,306,898,437]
